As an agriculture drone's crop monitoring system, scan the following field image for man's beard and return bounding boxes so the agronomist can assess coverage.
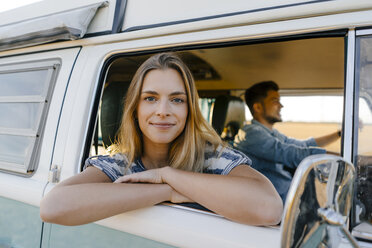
[262,106,282,124]
[264,115,282,125]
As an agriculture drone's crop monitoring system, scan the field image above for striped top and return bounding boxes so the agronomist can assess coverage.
[84,144,251,182]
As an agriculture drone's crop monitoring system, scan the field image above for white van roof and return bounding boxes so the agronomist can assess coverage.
[1,0,372,52]
[121,0,372,32]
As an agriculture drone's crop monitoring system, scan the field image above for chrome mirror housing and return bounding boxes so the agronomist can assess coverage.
[281,154,359,248]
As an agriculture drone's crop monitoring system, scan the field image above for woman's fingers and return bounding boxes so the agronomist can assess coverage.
[114,169,164,184]
[114,176,131,183]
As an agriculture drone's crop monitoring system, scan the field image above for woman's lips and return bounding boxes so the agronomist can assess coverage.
[150,122,175,128]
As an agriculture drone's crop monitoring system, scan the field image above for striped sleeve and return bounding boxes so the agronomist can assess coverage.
[84,153,127,181]
[203,145,252,175]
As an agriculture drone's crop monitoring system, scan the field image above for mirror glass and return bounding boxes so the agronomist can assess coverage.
[281,154,356,248]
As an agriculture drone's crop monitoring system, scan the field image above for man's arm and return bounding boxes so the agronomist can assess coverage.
[234,127,325,168]
[314,130,341,147]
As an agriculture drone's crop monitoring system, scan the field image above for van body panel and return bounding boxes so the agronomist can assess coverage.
[42,222,174,248]
[0,197,42,248]
[49,46,108,179]
[94,205,280,248]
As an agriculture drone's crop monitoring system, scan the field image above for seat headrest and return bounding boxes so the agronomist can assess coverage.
[211,95,245,139]
[100,81,130,148]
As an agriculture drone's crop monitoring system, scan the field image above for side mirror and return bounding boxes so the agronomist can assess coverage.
[280,154,359,248]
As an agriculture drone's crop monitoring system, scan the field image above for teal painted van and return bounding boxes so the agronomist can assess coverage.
[0,0,371,247]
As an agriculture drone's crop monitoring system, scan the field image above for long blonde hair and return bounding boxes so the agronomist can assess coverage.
[113,53,223,172]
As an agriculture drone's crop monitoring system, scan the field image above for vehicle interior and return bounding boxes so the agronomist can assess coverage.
[91,35,345,156]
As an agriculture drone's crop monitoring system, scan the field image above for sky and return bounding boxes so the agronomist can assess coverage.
[0,0,41,13]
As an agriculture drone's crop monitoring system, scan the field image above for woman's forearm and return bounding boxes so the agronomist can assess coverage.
[40,183,171,226]
[161,166,283,226]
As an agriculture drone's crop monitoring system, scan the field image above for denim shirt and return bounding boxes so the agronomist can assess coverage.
[233,119,326,203]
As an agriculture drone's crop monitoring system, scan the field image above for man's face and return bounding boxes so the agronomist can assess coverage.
[261,90,283,124]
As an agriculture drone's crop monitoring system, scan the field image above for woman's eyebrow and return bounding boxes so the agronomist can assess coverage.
[141,90,186,96]
[169,91,186,96]
[141,90,158,95]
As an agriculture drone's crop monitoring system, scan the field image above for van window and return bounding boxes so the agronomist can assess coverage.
[199,98,215,123]
[0,60,59,174]
[354,34,372,230]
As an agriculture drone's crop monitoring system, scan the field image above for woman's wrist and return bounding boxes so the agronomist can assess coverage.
[160,166,173,184]
[160,183,173,202]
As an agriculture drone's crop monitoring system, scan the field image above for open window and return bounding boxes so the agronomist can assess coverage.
[89,35,345,155]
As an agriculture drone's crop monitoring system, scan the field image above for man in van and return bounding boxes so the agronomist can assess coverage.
[233,81,341,203]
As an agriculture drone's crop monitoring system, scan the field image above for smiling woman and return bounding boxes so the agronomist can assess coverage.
[40,53,283,226]
[135,69,188,166]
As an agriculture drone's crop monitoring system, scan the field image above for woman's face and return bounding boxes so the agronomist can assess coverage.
[137,68,188,148]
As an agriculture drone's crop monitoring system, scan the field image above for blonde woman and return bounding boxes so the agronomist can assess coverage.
[40,53,283,226]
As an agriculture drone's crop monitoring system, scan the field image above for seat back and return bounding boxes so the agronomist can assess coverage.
[211,95,245,141]
[100,81,130,148]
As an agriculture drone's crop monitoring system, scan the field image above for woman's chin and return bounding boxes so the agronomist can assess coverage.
[148,137,176,145]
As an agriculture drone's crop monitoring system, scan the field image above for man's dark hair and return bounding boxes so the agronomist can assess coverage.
[245,81,279,115]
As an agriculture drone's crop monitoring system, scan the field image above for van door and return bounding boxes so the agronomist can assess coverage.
[0,47,80,248]
[351,29,372,243]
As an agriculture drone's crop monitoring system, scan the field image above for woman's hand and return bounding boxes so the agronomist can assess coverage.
[114,167,167,184]
[114,167,193,203]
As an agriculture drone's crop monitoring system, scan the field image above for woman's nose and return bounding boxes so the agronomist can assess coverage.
[156,100,171,116]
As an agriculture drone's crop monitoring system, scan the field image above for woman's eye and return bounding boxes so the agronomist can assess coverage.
[144,96,156,102]
[171,98,185,103]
